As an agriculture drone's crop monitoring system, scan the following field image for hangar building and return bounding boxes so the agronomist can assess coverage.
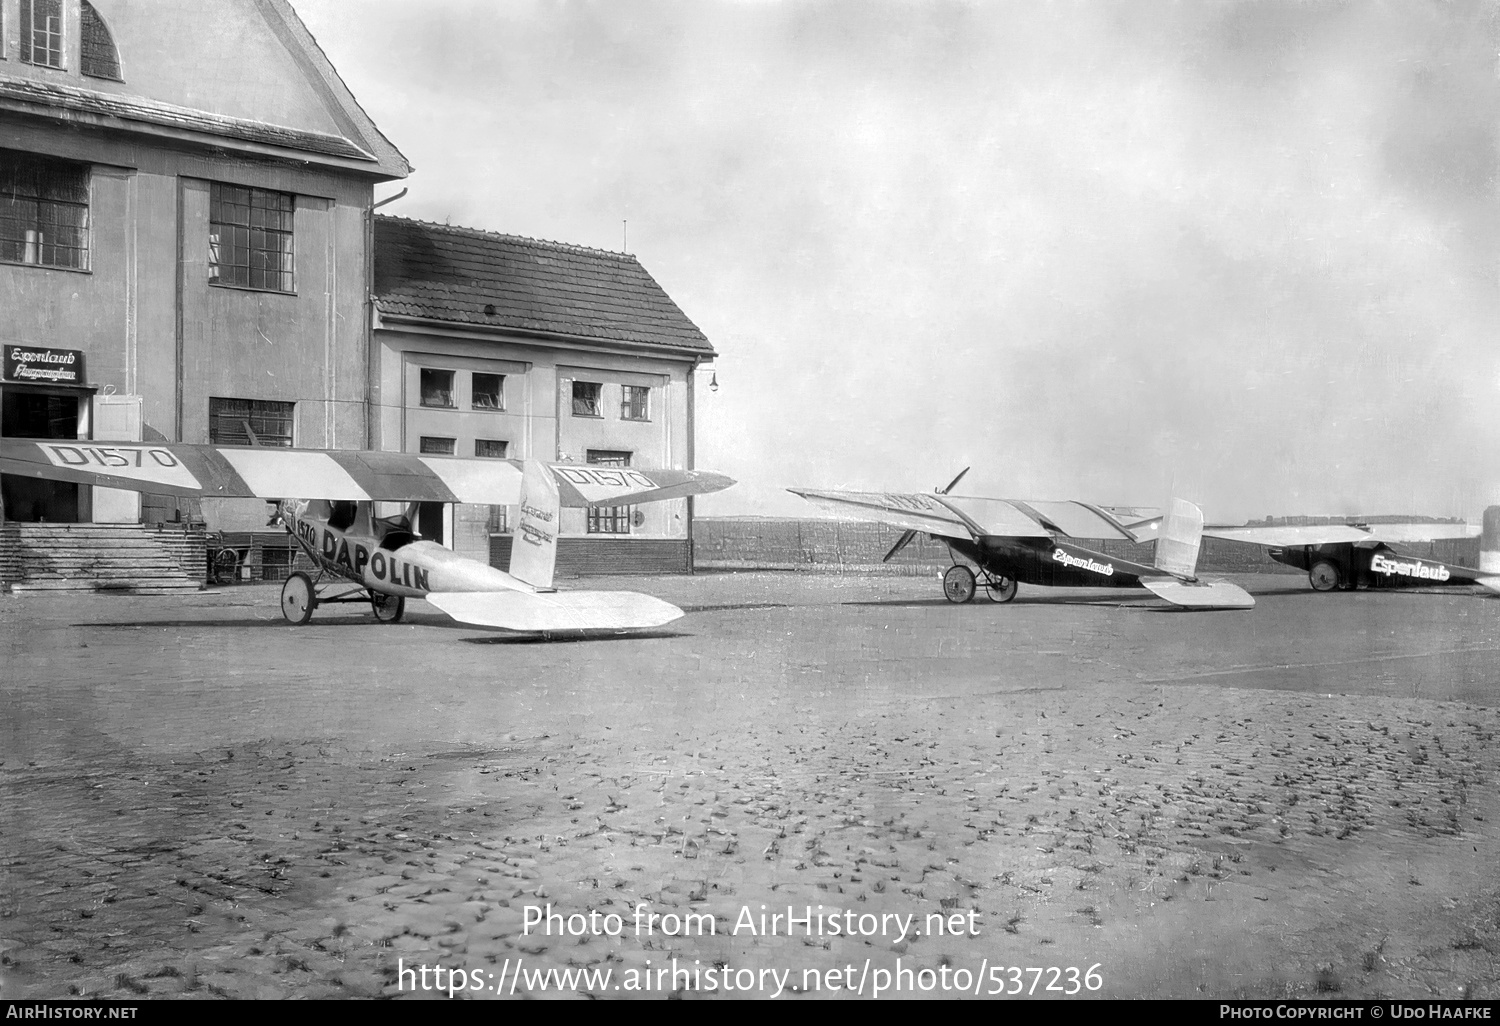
[0,0,716,589]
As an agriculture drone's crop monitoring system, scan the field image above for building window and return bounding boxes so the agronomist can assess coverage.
[208,398,294,447]
[474,439,508,458]
[472,372,504,411]
[0,150,90,270]
[571,381,602,417]
[80,2,122,80]
[419,436,456,455]
[209,183,294,292]
[621,385,650,421]
[419,368,455,408]
[20,0,63,69]
[487,505,510,533]
[585,449,633,535]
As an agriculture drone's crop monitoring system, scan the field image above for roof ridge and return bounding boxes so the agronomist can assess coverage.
[375,214,635,260]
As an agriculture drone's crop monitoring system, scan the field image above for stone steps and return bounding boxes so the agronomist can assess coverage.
[0,523,206,594]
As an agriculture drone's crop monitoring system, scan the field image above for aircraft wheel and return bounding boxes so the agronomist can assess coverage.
[281,572,316,624]
[943,565,977,604]
[988,576,1019,603]
[371,592,405,624]
[1308,560,1342,592]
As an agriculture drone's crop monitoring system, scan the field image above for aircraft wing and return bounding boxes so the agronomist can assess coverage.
[425,589,684,631]
[0,439,732,506]
[788,488,1052,539]
[788,488,1167,542]
[1204,523,1479,547]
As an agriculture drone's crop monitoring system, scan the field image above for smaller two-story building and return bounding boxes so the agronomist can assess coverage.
[371,215,716,574]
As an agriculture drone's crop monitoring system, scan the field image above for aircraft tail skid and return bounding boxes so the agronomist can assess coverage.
[509,459,560,591]
[425,590,685,632]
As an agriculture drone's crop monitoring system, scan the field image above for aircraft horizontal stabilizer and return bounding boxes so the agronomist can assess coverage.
[1474,578,1500,596]
[425,590,685,632]
[1139,577,1255,609]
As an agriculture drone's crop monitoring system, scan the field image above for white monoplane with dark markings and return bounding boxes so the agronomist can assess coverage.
[1203,510,1500,595]
[0,438,733,632]
[789,469,1255,609]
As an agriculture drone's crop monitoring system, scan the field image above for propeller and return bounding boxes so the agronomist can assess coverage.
[882,467,970,562]
[939,467,970,495]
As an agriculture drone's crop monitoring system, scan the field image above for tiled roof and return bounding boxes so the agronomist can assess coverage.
[373,216,714,355]
[0,78,376,163]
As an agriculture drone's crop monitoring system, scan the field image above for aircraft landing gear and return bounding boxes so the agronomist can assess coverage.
[281,572,317,624]
[371,592,405,623]
[943,564,977,604]
[987,575,1019,603]
[1308,560,1341,593]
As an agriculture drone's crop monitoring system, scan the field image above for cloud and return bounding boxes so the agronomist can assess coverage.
[295,0,1500,520]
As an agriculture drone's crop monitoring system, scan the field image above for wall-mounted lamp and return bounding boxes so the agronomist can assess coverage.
[708,371,719,393]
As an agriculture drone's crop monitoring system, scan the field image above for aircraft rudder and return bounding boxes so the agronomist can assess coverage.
[509,459,560,590]
[1481,506,1500,574]
[1154,497,1204,578]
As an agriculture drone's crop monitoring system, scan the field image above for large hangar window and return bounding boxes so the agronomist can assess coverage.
[0,149,90,271]
[20,0,64,69]
[208,398,294,447]
[79,1,122,80]
[209,183,295,293]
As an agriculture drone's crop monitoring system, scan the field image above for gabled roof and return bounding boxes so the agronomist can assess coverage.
[0,0,408,180]
[373,216,715,357]
[263,0,409,178]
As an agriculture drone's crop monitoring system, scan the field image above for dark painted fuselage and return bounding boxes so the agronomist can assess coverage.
[1267,543,1482,590]
[948,536,1157,588]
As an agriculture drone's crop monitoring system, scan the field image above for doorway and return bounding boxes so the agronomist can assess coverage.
[417,501,445,546]
[0,389,87,522]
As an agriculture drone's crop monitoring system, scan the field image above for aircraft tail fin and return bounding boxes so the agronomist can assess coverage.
[1154,497,1204,578]
[1480,506,1500,574]
[509,459,559,591]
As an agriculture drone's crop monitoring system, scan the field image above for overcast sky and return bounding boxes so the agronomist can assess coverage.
[294,0,1499,522]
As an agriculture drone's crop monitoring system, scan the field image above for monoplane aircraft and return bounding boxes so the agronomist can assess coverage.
[1203,512,1500,594]
[788,470,1255,609]
[0,438,733,631]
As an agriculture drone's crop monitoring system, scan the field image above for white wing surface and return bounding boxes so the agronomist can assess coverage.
[1205,523,1478,547]
[426,590,685,632]
[787,489,1050,539]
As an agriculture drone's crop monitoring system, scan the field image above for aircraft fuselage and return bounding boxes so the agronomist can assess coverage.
[1265,542,1482,590]
[279,499,534,598]
[948,536,1158,589]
